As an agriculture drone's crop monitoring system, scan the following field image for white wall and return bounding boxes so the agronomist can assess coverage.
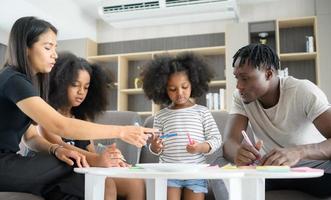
[0,0,97,42]
[97,20,234,43]
[239,0,315,22]
[96,0,316,43]
[316,0,331,101]
[0,28,8,45]
[28,0,97,41]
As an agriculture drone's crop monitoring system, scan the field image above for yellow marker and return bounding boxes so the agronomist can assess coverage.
[221,164,238,170]
[256,166,290,172]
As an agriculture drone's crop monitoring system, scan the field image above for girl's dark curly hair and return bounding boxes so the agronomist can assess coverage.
[141,52,213,105]
[48,52,110,121]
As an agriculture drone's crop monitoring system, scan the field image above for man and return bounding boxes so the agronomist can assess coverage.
[221,43,331,198]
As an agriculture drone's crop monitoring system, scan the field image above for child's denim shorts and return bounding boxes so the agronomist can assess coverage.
[167,179,208,193]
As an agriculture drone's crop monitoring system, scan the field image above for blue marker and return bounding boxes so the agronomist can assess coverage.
[159,133,177,139]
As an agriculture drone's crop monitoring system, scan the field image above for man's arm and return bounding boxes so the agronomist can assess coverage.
[223,114,261,165]
[261,108,331,166]
[307,108,331,159]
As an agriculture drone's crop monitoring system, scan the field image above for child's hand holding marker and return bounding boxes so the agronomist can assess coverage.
[149,132,164,154]
[186,132,202,154]
[97,143,129,167]
[236,130,263,166]
[186,132,194,145]
[149,132,178,154]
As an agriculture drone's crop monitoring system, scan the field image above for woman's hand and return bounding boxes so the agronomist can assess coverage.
[150,134,163,154]
[118,126,157,148]
[54,147,89,168]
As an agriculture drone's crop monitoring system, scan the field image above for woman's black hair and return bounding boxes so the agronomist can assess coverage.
[6,16,58,100]
[141,52,213,105]
[49,52,111,121]
[232,43,280,70]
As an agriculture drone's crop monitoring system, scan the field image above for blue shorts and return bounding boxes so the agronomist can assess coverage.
[167,179,208,193]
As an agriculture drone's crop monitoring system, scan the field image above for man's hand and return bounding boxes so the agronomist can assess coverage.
[54,147,89,168]
[260,146,302,166]
[235,140,263,166]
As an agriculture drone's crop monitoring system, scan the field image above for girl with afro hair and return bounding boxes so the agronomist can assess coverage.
[40,52,146,200]
[141,52,223,200]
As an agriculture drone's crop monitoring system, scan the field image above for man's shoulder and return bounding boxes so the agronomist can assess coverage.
[282,76,316,91]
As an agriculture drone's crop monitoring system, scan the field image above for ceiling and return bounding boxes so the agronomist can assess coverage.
[0,0,279,41]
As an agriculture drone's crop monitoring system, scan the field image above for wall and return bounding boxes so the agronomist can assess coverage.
[97,20,232,43]
[0,43,6,67]
[225,23,249,111]
[0,0,97,41]
[239,0,315,22]
[96,0,316,43]
[0,28,8,45]
[57,39,88,58]
[316,0,331,101]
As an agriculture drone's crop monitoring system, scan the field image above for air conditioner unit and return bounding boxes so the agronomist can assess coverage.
[98,0,239,28]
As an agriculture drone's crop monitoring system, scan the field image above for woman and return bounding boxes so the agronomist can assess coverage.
[0,16,154,199]
[40,51,145,200]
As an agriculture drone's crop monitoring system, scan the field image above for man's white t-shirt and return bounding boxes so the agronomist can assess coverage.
[231,76,330,155]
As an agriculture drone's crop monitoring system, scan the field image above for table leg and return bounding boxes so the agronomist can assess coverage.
[241,178,265,200]
[85,174,106,200]
[145,178,167,200]
[228,178,242,200]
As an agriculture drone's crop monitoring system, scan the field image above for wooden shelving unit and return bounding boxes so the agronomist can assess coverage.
[277,16,318,85]
[87,46,227,117]
[249,16,319,85]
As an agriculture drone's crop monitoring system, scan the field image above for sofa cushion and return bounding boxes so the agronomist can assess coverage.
[266,190,331,200]
[0,192,44,200]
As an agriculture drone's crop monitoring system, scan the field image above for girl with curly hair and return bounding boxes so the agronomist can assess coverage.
[141,52,223,200]
[40,52,145,200]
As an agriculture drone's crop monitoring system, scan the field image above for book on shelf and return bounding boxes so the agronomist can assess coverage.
[213,93,219,110]
[206,93,213,110]
[219,88,225,110]
[278,67,288,78]
[205,89,225,111]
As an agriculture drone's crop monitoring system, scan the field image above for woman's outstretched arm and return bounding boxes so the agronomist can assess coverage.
[17,96,155,147]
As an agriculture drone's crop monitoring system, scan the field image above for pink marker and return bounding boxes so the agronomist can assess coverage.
[241,130,253,146]
[186,132,194,145]
[241,130,260,165]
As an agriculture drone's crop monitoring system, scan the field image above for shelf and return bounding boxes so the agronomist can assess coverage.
[88,45,227,114]
[153,46,225,57]
[279,52,317,61]
[87,55,118,62]
[121,53,153,60]
[121,88,144,94]
[209,80,226,87]
[278,16,315,28]
[211,109,227,113]
[137,111,153,116]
